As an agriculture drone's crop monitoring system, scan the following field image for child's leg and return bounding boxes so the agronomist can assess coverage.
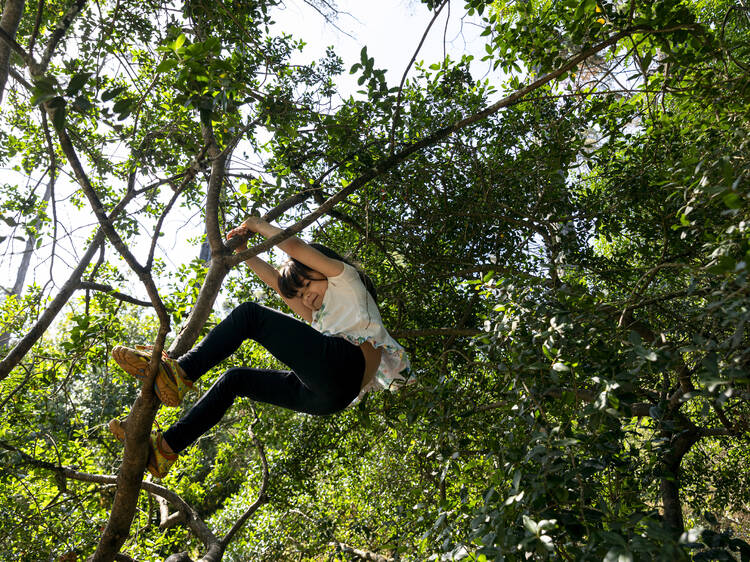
[164,301,365,454]
[177,301,363,397]
[175,302,262,382]
[163,365,344,453]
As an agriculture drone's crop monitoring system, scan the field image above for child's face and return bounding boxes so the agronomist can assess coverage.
[296,271,328,310]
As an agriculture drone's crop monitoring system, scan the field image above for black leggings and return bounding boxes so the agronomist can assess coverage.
[163,301,365,453]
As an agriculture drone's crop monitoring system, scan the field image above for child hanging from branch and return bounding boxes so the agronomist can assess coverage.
[109,217,411,478]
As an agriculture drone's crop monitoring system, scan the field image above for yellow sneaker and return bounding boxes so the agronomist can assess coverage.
[112,345,195,407]
[108,418,177,479]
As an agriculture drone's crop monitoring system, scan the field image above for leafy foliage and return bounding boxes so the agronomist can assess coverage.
[1,0,749,560]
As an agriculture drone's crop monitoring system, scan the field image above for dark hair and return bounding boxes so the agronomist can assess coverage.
[278,243,378,302]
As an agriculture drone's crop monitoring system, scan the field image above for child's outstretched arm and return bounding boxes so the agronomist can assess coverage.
[226,218,322,322]
[226,224,281,288]
[231,216,344,278]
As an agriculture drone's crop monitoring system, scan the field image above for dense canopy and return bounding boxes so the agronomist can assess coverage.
[1,0,749,560]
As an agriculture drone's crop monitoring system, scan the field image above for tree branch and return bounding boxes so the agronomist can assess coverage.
[8,65,33,90]
[307,184,404,275]
[331,542,395,562]
[229,25,701,273]
[389,0,450,154]
[50,120,147,276]
[28,0,45,55]
[77,282,154,307]
[40,0,87,72]
[0,0,33,102]
[0,440,220,552]
[218,427,269,554]
[0,231,105,382]
[391,328,481,338]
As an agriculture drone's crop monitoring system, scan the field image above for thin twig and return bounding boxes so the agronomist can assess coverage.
[389,0,450,155]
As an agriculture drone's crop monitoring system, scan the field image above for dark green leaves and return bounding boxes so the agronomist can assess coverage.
[30,75,59,105]
[65,72,92,97]
[46,97,67,131]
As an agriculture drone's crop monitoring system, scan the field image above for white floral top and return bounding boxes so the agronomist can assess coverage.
[312,263,412,396]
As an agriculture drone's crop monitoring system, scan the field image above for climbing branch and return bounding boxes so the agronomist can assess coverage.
[230,24,703,274]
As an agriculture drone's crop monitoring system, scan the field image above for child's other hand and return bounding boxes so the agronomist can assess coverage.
[226,223,251,252]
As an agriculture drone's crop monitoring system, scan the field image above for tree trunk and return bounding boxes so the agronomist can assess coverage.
[0,0,25,103]
[660,429,700,533]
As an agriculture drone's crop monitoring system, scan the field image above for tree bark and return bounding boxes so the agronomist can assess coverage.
[0,0,24,103]
[660,429,700,533]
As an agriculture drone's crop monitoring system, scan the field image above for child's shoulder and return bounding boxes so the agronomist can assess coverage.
[330,261,358,280]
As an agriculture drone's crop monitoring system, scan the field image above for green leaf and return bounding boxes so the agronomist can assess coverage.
[173,34,186,51]
[65,72,92,96]
[707,256,736,274]
[47,97,67,131]
[113,98,133,113]
[73,95,93,112]
[101,86,127,102]
[722,191,742,209]
[156,59,178,73]
[30,76,59,105]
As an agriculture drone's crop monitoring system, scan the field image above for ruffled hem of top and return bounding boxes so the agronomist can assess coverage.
[318,330,412,390]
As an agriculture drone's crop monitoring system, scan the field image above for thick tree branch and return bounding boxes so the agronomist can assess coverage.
[200,115,227,255]
[168,119,233,357]
[49,116,178,562]
[0,0,29,102]
[230,25,701,273]
[660,428,700,533]
[50,120,147,276]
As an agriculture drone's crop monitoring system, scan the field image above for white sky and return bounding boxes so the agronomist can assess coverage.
[272,0,497,92]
